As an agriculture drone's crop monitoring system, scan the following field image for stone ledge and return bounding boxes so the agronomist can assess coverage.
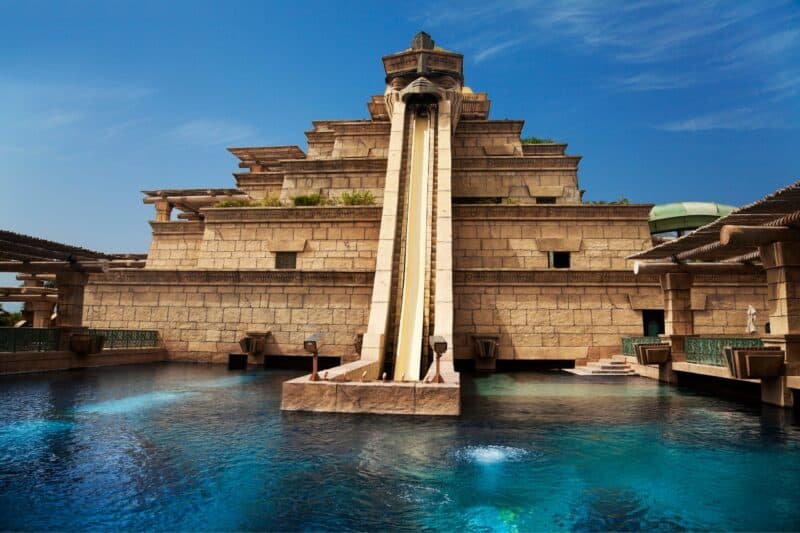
[671,361,759,382]
[0,348,167,375]
[201,205,382,223]
[149,221,205,235]
[89,269,375,286]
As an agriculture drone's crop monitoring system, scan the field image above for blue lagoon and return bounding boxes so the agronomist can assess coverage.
[1,363,799,531]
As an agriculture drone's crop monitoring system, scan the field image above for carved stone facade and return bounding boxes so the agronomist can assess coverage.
[83,36,767,370]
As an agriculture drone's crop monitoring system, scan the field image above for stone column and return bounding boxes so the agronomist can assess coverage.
[661,272,694,362]
[758,241,800,407]
[154,200,173,222]
[22,279,54,327]
[55,271,89,350]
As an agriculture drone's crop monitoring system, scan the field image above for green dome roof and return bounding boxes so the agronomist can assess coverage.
[649,202,736,234]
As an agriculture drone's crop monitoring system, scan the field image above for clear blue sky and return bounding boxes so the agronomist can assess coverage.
[1,0,799,256]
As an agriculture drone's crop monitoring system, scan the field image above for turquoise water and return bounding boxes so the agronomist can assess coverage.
[1,364,799,531]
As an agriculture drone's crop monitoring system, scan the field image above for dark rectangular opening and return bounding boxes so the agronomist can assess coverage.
[275,251,297,269]
[642,309,665,336]
[452,197,503,204]
[549,251,570,269]
[535,197,557,204]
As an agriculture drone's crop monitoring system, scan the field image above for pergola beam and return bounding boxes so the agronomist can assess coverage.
[0,294,57,302]
[633,260,761,275]
[0,261,109,274]
[142,194,249,206]
[720,225,800,247]
[0,286,58,295]
[16,273,57,282]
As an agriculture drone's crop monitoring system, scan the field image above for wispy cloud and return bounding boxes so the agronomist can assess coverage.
[424,1,798,93]
[474,37,526,63]
[33,110,85,130]
[607,72,695,92]
[165,119,257,147]
[0,78,156,103]
[422,0,799,131]
[658,107,782,132]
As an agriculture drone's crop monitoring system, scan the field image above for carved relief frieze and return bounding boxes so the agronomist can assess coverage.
[454,269,660,285]
[453,205,653,220]
[93,270,375,286]
[453,156,581,171]
[201,206,382,223]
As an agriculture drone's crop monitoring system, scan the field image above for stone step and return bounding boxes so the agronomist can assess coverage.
[563,367,637,376]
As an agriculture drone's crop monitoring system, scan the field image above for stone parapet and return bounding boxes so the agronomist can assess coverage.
[0,347,166,375]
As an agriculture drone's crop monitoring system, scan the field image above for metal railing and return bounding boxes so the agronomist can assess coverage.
[87,329,159,349]
[621,336,662,356]
[0,328,61,352]
[685,337,763,366]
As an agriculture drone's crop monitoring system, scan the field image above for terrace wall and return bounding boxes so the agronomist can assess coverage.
[453,270,663,362]
[453,205,653,270]
[83,271,373,363]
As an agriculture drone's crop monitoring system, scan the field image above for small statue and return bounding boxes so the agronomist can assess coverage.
[381,372,387,381]
[322,371,328,380]
[746,305,758,334]
[361,370,368,382]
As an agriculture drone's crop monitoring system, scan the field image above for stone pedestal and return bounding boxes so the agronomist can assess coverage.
[761,377,794,407]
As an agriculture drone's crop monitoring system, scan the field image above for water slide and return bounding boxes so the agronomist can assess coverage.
[393,112,431,381]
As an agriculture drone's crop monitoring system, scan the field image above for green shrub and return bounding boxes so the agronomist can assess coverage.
[292,193,324,206]
[257,195,283,207]
[521,137,555,144]
[214,198,253,208]
[339,190,376,206]
[587,196,630,205]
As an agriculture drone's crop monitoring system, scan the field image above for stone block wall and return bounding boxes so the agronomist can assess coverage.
[692,277,769,335]
[452,122,523,158]
[280,160,388,204]
[194,219,379,271]
[145,222,203,269]
[453,170,580,202]
[453,205,653,270]
[83,271,373,363]
[453,270,663,362]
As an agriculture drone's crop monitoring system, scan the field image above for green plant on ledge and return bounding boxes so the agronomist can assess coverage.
[521,137,555,144]
[214,195,284,208]
[256,195,283,207]
[339,190,376,206]
[587,196,630,205]
[292,193,325,206]
[214,198,253,208]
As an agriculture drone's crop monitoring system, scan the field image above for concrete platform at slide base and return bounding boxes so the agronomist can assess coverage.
[281,358,460,416]
[281,377,459,415]
[0,348,167,375]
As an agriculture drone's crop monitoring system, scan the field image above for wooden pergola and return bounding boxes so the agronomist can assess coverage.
[142,188,248,221]
[0,229,146,328]
[629,180,800,407]
[631,180,800,265]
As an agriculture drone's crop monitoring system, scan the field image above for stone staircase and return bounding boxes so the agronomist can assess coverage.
[564,355,637,376]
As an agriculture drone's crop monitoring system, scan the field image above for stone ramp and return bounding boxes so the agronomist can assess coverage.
[564,355,637,376]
